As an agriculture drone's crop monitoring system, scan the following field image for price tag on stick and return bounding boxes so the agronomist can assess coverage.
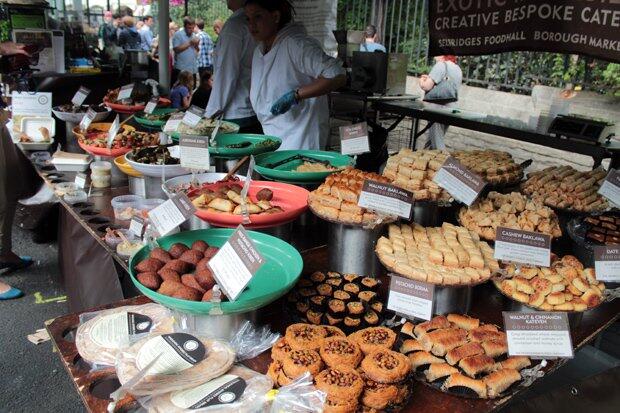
[71,86,90,106]
[144,97,158,114]
[164,112,184,133]
[79,107,97,132]
[147,193,196,236]
[387,275,434,321]
[594,245,620,282]
[107,115,120,149]
[74,172,88,189]
[118,84,134,100]
[494,227,551,267]
[598,169,620,207]
[180,135,210,170]
[432,156,486,206]
[182,105,203,127]
[503,312,573,359]
[357,180,413,219]
[129,216,146,239]
[208,225,266,301]
[339,122,370,155]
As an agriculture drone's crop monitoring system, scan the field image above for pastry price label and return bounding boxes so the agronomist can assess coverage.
[598,169,620,207]
[339,122,370,155]
[208,225,265,301]
[432,156,486,206]
[182,105,203,127]
[180,135,210,170]
[107,115,120,149]
[129,216,146,238]
[148,193,196,236]
[117,84,134,100]
[74,172,88,189]
[503,312,573,359]
[144,97,158,114]
[494,227,551,267]
[387,274,434,321]
[79,107,97,131]
[164,112,184,133]
[71,86,90,106]
[357,180,413,219]
[594,245,620,282]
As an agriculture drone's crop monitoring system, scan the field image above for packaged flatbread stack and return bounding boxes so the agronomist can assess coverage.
[116,333,236,396]
[382,149,451,202]
[75,303,174,366]
[148,365,273,412]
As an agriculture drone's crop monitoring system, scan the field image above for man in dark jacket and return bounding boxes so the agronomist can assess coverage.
[118,16,141,50]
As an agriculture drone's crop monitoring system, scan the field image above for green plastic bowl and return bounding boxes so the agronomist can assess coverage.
[169,121,241,142]
[170,133,282,159]
[128,228,303,315]
[254,150,355,184]
[134,108,179,129]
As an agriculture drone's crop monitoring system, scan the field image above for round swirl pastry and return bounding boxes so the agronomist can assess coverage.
[361,349,411,384]
[315,368,364,401]
[284,323,327,351]
[270,337,292,362]
[349,327,397,355]
[282,349,324,379]
[358,369,400,410]
[319,337,363,368]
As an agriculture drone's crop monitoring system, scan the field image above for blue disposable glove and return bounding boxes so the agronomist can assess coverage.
[270,90,298,116]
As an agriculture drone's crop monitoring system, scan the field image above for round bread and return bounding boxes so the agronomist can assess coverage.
[148,365,273,413]
[116,334,236,396]
[75,303,173,366]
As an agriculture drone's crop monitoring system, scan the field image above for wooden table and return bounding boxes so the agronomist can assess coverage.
[46,247,620,413]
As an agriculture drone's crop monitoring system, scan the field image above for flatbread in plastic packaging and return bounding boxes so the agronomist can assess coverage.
[147,365,273,412]
[76,303,174,366]
[116,333,236,396]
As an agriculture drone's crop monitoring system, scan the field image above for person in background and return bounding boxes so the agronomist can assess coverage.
[170,70,195,109]
[419,55,462,149]
[245,0,346,150]
[172,16,199,85]
[213,19,224,37]
[195,18,214,76]
[99,11,117,48]
[0,42,37,300]
[136,21,144,31]
[191,71,213,109]
[360,25,386,53]
[118,16,141,50]
[206,0,260,133]
[139,15,154,51]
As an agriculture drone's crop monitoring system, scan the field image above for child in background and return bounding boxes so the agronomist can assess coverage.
[170,70,194,109]
[190,71,213,110]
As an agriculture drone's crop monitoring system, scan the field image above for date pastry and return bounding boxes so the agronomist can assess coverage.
[361,349,411,384]
[320,337,363,368]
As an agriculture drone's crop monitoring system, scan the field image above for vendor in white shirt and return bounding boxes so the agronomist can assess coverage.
[206,0,261,133]
[245,0,346,150]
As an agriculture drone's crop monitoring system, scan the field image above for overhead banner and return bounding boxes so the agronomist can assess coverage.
[292,0,338,54]
[428,1,620,63]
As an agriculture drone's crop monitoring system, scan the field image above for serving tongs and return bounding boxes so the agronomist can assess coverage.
[265,154,332,170]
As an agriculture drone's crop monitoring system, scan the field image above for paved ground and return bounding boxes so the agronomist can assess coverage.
[0,225,83,413]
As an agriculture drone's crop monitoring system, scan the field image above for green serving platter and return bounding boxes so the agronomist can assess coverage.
[168,120,241,142]
[128,228,303,315]
[134,108,180,130]
[254,150,355,184]
[171,133,282,159]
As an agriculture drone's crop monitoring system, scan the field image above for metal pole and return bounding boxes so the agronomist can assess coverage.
[158,0,170,93]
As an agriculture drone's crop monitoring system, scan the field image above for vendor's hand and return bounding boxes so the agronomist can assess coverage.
[0,42,29,57]
[270,90,298,116]
[190,37,200,46]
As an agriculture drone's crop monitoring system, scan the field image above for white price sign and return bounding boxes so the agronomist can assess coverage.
[144,97,158,114]
[357,180,413,219]
[494,227,552,267]
[432,156,486,206]
[164,112,184,133]
[74,172,87,189]
[118,84,134,100]
[387,275,434,321]
[182,106,203,127]
[71,86,91,106]
[594,245,620,282]
[129,217,146,238]
[339,122,370,155]
[79,107,97,132]
[147,194,196,236]
[11,92,52,117]
[503,312,573,359]
[208,225,265,301]
[107,115,120,149]
[598,169,620,207]
[179,136,210,170]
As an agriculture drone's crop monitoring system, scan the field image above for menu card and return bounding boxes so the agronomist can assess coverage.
[71,86,91,106]
[503,312,573,358]
[594,245,620,282]
[147,194,196,236]
[387,275,434,321]
[494,227,551,267]
[432,156,485,206]
[180,136,210,170]
[339,122,370,155]
[598,169,620,207]
[357,180,413,219]
[208,225,265,301]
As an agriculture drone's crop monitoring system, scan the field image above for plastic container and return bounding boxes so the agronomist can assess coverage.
[54,182,78,197]
[91,161,112,176]
[20,116,56,141]
[30,151,51,161]
[105,229,136,249]
[51,151,93,172]
[117,240,144,259]
[64,190,88,204]
[92,174,111,188]
[111,195,143,221]
[135,198,165,219]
